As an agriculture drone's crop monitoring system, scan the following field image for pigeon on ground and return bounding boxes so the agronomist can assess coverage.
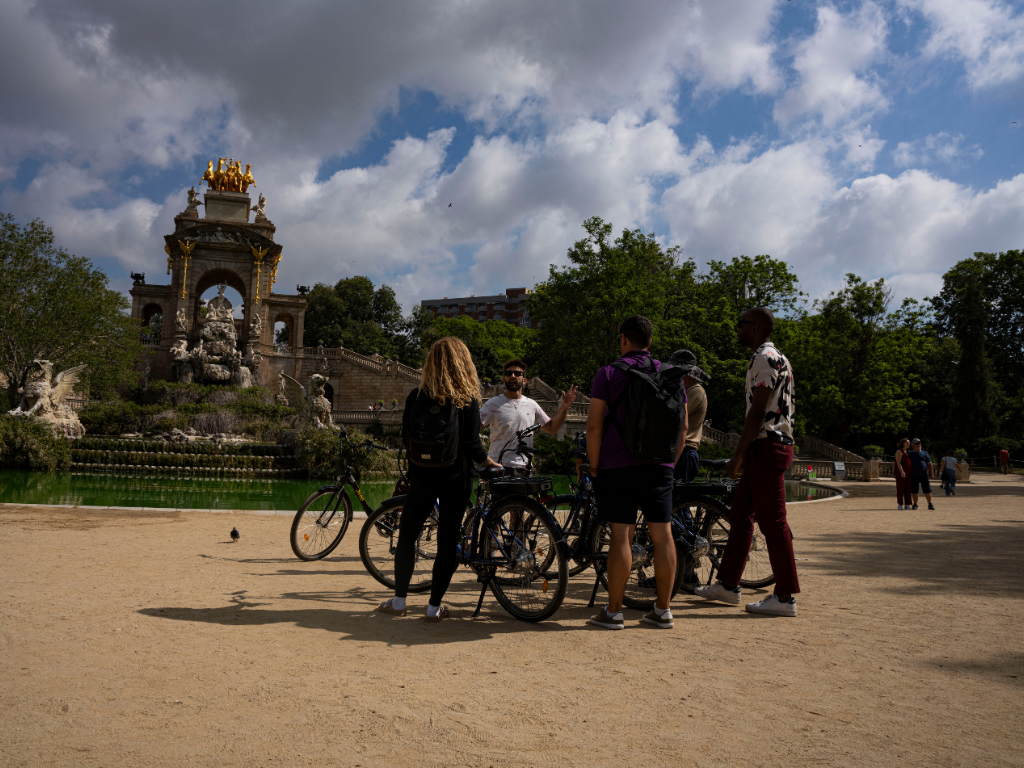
[231,527,240,543]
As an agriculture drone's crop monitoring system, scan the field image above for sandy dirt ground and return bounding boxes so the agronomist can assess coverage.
[1,474,1022,768]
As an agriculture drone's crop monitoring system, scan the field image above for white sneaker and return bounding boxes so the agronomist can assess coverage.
[694,583,741,605]
[745,594,797,617]
[897,505,903,510]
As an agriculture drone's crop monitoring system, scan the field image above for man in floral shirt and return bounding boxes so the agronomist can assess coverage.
[695,307,800,617]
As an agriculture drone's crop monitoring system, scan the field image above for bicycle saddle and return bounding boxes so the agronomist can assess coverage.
[476,467,505,480]
[699,459,729,470]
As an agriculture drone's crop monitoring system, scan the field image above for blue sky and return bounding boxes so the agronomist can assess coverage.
[1,0,1023,311]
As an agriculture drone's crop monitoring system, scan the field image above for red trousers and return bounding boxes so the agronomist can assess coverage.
[719,439,799,596]
[895,473,912,506]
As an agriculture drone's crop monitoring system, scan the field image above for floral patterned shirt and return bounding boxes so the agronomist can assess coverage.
[745,341,795,445]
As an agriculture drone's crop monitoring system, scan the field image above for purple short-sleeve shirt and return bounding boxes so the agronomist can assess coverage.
[591,350,679,470]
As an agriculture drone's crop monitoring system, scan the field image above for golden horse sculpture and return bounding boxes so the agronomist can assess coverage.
[241,163,257,193]
[200,158,257,192]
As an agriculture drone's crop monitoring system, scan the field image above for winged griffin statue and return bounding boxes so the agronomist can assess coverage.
[7,360,87,439]
[279,372,334,429]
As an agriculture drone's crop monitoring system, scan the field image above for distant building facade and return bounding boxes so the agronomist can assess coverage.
[420,287,534,327]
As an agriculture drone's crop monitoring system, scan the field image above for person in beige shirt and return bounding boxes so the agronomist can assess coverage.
[668,349,710,483]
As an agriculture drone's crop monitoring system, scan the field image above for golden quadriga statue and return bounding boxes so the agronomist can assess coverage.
[7,360,87,439]
[201,158,257,192]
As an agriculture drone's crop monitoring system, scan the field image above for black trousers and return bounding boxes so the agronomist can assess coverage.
[394,470,470,605]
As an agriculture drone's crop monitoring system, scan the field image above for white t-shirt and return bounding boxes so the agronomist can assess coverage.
[479,394,551,468]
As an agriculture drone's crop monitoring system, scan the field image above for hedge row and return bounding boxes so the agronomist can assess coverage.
[71,449,294,470]
[76,437,289,456]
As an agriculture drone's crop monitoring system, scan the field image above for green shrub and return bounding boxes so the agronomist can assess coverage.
[862,444,885,459]
[0,415,72,471]
[79,401,144,435]
[974,436,1020,456]
[533,432,576,475]
[295,425,398,478]
[696,440,734,461]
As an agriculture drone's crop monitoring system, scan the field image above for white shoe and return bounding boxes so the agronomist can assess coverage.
[694,583,741,605]
[897,505,903,510]
[745,594,797,617]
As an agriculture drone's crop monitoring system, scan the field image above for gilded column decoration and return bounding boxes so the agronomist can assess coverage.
[251,245,268,305]
[164,244,172,275]
[177,240,196,298]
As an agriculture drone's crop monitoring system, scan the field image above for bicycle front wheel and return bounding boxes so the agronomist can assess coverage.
[482,496,568,622]
[290,487,352,561]
[673,496,729,594]
[358,496,438,594]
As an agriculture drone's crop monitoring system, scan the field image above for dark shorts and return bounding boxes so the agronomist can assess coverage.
[911,476,931,494]
[595,464,674,525]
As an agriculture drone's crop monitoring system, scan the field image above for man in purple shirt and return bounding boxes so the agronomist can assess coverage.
[585,315,687,630]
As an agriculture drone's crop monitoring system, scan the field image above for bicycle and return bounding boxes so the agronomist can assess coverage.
[289,426,393,561]
[546,432,688,610]
[672,458,775,592]
[359,424,569,622]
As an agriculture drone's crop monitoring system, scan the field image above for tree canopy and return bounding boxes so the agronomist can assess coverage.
[0,213,142,409]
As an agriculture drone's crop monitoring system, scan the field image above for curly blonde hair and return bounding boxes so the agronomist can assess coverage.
[420,336,481,409]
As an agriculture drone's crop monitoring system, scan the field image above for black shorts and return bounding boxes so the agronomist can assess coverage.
[594,464,674,525]
[911,476,931,494]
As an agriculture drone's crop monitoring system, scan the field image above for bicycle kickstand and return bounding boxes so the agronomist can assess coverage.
[472,574,491,618]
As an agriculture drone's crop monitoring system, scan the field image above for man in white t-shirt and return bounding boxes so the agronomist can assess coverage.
[479,358,578,470]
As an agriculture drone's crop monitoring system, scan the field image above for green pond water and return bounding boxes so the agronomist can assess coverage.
[0,470,839,511]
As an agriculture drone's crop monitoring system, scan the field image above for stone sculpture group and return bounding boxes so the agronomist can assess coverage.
[169,284,262,388]
[6,359,87,439]
[279,372,334,429]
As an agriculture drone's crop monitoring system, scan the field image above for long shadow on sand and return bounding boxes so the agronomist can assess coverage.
[801,520,1024,595]
[137,576,748,644]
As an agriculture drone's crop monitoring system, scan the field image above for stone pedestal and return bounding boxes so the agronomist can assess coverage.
[204,190,250,222]
[956,461,971,484]
[863,458,881,481]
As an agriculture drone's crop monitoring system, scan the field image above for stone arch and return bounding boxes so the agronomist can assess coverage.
[191,267,249,337]
[142,302,164,324]
[273,312,295,346]
[323,382,334,409]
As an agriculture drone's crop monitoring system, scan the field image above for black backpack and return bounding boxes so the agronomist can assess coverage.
[405,388,460,468]
[605,356,687,464]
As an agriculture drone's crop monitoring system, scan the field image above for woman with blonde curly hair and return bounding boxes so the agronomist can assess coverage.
[376,337,500,621]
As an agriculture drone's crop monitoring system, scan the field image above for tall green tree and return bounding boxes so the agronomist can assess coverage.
[784,275,927,445]
[423,315,536,383]
[932,250,1023,441]
[529,217,681,391]
[302,276,421,365]
[0,213,142,409]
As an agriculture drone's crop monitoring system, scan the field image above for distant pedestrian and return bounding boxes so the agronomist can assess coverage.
[940,450,957,496]
[894,438,912,510]
[908,438,935,510]
[999,447,1010,474]
[694,307,799,617]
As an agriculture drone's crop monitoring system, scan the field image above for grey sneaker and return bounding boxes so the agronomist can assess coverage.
[694,583,741,605]
[642,609,674,629]
[589,607,625,630]
[745,594,797,617]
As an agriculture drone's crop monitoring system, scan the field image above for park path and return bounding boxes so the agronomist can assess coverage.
[1,475,1022,767]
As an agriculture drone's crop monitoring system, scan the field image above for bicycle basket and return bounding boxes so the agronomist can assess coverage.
[489,475,554,497]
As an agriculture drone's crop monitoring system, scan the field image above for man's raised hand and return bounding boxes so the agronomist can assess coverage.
[560,385,578,408]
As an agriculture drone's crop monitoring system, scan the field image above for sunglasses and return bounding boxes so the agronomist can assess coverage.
[504,370,524,377]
